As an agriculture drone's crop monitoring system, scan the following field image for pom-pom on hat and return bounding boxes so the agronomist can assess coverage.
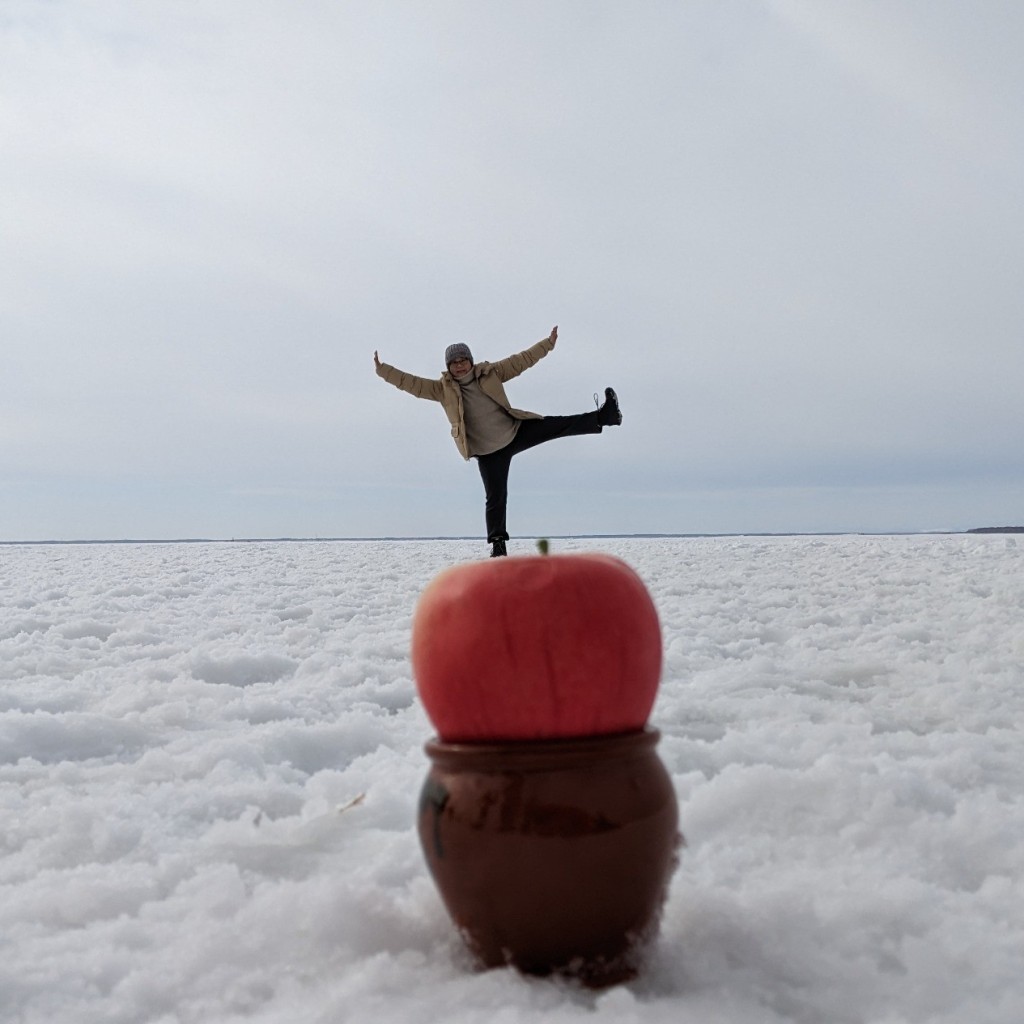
[445,343,473,367]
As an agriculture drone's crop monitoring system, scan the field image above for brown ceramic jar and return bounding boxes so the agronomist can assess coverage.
[417,727,680,987]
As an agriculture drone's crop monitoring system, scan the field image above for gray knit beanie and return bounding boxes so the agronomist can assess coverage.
[444,343,473,367]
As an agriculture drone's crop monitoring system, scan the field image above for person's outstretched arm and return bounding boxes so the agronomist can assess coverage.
[491,325,558,383]
[374,350,444,402]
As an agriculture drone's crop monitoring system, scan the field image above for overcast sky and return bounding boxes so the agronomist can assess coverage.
[3,0,1022,541]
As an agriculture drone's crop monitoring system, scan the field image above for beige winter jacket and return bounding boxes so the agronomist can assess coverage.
[376,335,556,460]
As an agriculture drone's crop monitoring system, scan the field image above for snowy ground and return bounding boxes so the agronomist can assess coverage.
[2,535,1022,1024]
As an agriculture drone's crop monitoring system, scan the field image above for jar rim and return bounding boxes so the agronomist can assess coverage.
[424,726,661,770]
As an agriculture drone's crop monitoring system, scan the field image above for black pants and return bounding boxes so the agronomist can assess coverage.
[475,412,603,542]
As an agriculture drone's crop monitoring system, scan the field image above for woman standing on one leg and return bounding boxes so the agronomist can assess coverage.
[374,326,622,557]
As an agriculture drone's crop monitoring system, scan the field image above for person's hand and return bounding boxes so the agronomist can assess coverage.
[373,350,381,370]
[549,325,558,347]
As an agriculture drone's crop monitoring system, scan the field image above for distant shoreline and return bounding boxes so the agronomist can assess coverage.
[2,530,1013,547]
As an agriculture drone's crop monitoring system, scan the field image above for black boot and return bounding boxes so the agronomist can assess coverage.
[596,387,622,427]
[489,538,507,558]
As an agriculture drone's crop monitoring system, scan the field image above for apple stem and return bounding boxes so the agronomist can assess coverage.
[537,538,550,556]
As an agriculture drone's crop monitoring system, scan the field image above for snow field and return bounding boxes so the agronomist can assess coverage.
[1,536,1022,1023]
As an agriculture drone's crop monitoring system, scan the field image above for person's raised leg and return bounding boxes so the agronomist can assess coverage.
[510,410,603,454]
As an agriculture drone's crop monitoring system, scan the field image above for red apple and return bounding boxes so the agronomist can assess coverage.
[411,553,662,741]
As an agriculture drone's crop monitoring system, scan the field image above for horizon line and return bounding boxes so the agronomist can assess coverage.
[3,528,1019,547]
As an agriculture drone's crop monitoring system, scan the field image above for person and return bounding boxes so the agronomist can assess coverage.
[373,326,622,557]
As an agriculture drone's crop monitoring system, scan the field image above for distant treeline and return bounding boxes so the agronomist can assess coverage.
[967,526,1024,534]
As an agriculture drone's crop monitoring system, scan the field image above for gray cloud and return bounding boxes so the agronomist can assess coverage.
[2,1,1022,539]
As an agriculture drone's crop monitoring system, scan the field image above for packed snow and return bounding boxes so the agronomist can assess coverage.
[2,535,1022,1024]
